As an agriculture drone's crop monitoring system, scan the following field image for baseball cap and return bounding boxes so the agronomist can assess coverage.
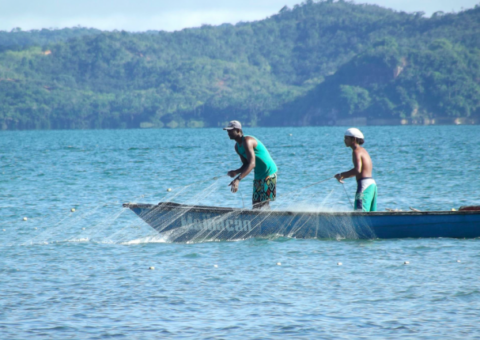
[345,128,364,139]
[223,120,242,130]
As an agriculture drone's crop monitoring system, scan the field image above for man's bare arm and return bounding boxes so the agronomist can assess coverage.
[335,150,363,182]
[227,144,248,178]
[228,137,257,193]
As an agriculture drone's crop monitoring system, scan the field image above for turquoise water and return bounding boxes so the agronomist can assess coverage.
[1,126,480,338]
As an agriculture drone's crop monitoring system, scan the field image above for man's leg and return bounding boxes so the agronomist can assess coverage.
[361,184,377,212]
[252,174,276,210]
[370,186,377,212]
[354,192,363,211]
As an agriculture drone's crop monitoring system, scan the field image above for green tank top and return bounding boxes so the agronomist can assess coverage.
[236,135,277,180]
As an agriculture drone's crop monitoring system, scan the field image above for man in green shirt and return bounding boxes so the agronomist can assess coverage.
[224,120,278,210]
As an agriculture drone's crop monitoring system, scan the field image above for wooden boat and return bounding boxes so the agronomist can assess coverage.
[123,202,480,242]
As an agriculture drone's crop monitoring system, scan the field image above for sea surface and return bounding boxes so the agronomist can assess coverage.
[1,126,480,339]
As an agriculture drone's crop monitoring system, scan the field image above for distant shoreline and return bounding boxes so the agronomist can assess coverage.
[2,119,479,131]
[326,117,479,127]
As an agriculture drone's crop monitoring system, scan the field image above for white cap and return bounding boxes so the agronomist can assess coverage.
[223,120,242,130]
[345,128,364,139]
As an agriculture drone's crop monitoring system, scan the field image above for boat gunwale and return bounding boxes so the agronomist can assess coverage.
[122,202,480,217]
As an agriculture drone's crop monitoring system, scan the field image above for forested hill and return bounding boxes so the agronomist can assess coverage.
[1,0,479,130]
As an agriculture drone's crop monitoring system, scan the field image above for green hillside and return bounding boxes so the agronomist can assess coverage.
[1,0,479,130]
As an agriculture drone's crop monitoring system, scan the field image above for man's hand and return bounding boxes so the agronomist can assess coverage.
[335,173,344,183]
[227,170,237,178]
[229,178,240,193]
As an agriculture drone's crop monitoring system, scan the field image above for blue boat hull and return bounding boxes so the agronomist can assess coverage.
[123,202,480,242]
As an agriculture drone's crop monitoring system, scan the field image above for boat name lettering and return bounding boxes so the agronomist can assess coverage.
[181,215,252,232]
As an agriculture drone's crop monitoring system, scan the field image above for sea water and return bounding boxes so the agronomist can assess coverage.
[1,126,480,339]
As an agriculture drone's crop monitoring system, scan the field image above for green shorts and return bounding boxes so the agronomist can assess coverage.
[354,178,377,212]
[252,173,277,204]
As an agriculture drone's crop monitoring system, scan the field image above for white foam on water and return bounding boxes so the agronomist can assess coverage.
[65,238,90,243]
[122,235,169,244]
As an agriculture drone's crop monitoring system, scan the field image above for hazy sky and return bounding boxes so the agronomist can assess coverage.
[0,0,478,32]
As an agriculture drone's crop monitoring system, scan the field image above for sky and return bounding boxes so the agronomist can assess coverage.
[0,0,478,32]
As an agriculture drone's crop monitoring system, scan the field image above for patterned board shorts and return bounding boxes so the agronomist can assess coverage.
[252,173,277,204]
